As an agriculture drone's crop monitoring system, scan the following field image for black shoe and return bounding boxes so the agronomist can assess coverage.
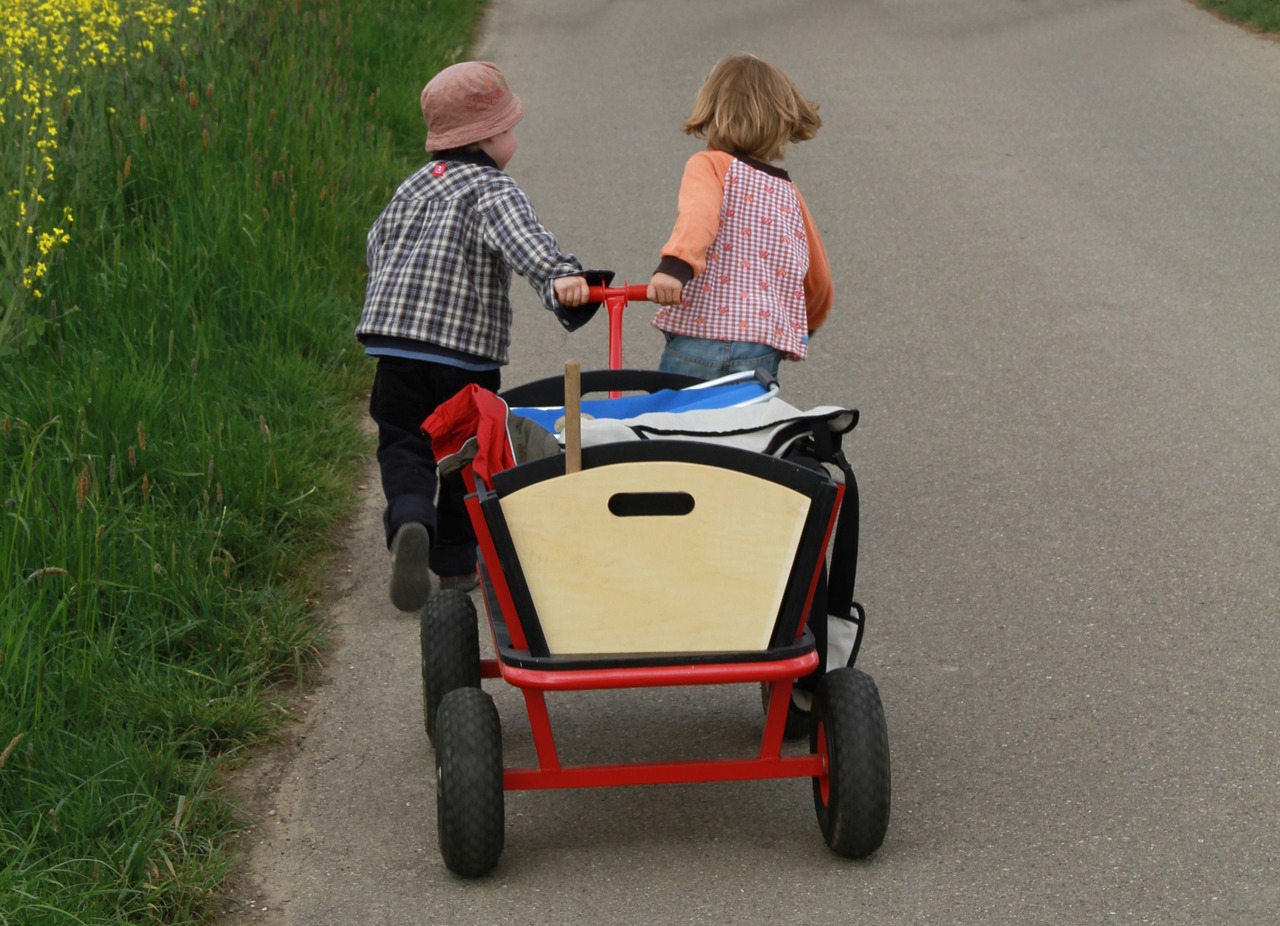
[389,523,432,612]
[437,571,479,594]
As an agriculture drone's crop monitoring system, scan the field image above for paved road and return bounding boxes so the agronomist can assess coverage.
[219,2,1280,924]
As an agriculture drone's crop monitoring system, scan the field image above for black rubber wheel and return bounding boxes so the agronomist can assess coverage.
[811,667,891,858]
[420,589,481,745]
[435,687,504,877]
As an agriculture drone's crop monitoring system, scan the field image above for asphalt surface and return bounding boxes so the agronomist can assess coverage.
[216,2,1280,924]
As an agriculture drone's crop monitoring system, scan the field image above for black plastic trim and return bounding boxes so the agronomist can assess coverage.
[479,441,837,663]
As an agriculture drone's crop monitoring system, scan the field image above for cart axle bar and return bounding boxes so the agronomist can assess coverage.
[504,754,824,791]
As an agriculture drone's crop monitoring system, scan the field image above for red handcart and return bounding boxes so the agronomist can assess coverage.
[419,284,890,877]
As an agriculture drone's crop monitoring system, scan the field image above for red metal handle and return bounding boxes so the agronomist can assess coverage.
[584,281,651,381]
[587,284,651,303]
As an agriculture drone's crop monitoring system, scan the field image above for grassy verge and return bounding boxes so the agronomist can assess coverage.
[1,0,482,922]
[1194,0,1280,33]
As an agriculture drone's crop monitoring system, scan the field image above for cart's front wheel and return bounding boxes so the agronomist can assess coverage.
[435,687,504,877]
[811,666,891,858]
[420,589,481,744]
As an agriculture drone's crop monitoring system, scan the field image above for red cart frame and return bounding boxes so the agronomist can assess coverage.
[420,285,890,877]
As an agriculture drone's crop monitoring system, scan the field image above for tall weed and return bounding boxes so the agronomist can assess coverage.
[1,0,482,921]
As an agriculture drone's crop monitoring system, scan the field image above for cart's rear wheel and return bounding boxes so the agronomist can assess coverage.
[435,687,504,877]
[811,667,890,858]
[420,589,481,745]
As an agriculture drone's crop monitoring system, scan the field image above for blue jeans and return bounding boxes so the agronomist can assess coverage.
[658,333,783,380]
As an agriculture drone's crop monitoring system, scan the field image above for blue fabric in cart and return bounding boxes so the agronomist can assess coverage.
[511,380,771,433]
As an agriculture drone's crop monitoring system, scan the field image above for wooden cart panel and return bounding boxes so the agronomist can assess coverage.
[498,460,811,655]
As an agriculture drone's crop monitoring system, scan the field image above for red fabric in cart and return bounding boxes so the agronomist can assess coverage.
[422,384,516,489]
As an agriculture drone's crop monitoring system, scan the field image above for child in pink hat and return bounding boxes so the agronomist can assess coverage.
[357,60,605,612]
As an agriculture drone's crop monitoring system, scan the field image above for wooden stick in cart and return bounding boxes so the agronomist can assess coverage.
[564,360,582,474]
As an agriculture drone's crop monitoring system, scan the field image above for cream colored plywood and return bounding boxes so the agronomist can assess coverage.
[498,461,811,655]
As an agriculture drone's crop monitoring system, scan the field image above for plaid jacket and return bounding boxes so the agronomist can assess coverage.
[357,151,584,365]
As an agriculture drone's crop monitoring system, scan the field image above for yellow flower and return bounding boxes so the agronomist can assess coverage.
[2,0,206,296]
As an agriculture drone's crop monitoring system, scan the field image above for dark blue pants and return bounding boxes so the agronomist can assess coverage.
[368,356,501,577]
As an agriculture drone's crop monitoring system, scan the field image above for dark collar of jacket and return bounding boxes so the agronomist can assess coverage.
[429,147,501,170]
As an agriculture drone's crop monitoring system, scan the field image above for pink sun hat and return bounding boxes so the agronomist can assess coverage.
[420,61,525,152]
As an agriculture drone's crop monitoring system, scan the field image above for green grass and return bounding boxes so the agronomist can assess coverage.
[1,0,482,922]
[1195,0,1280,33]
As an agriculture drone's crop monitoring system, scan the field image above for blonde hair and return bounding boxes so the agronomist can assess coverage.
[683,54,821,162]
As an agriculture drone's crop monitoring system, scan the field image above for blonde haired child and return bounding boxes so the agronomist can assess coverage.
[647,54,833,379]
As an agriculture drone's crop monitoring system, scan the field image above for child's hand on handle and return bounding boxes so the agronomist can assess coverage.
[554,275,591,307]
[647,272,683,306]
